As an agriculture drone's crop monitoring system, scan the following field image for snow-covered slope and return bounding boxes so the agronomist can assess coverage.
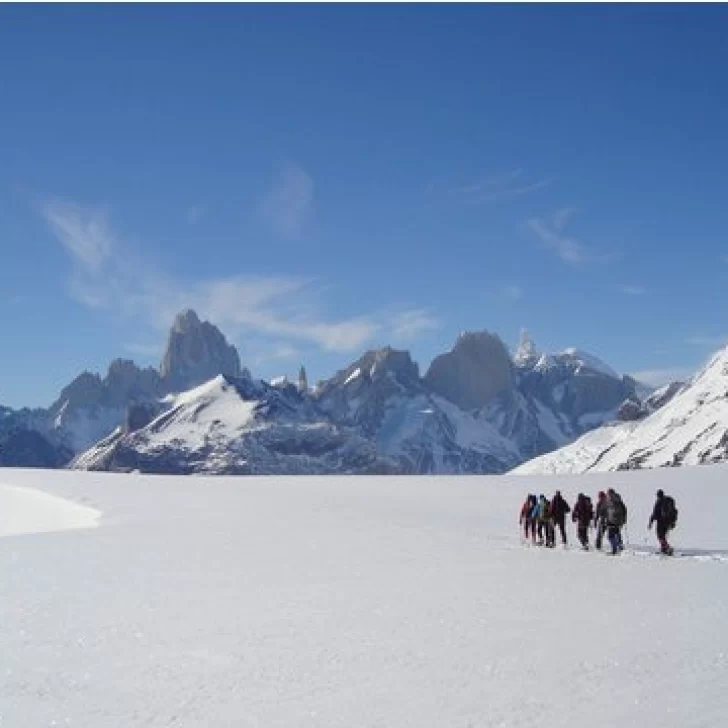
[515,345,728,474]
[73,374,395,475]
[2,466,727,727]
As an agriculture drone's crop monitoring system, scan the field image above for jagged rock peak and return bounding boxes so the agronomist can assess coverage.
[171,308,201,334]
[356,347,420,384]
[425,331,514,411]
[514,329,540,367]
[298,366,308,393]
[160,309,242,392]
[50,371,105,414]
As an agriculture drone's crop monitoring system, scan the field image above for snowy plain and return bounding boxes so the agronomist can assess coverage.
[2,466,727,727]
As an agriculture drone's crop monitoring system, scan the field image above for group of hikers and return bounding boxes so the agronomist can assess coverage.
[519,488,679,556]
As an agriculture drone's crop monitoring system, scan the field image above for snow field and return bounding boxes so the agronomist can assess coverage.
[1,466,727,727]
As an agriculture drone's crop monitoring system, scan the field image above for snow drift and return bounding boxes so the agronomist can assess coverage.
[0,483,99,537]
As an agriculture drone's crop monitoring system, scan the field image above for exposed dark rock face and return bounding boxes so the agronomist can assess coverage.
[425,332,514,411]
[160,309,241,392]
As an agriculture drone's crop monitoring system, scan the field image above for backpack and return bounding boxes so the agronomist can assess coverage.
[606,496,627,527]
[661,496,678,528]
[584,497,594,523]
[537,500,550,521]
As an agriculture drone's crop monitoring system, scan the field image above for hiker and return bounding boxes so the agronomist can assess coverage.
[594,490,607,550]
[572,493,594,550]
[648,489,678,555]
[604,488,628,555]
[550,490,571,546]
[535,494,554,547]
[520,494,537,543]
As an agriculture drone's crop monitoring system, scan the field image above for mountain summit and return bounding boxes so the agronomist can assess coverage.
[160,309,242,392]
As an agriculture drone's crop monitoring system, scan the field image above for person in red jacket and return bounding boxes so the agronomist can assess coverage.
[519,494,537,543]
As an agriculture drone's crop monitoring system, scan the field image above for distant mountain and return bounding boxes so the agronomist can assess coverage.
[479,330,640,460]
[72,375,396,475]
[3,313,674,475]
[48,360,162,453]
[512,346,727,474]
[0,406,72,468]
[1,310,245,466]
[314,347,520,474]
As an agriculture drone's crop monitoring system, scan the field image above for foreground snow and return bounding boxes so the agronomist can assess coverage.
[1,466,727,726]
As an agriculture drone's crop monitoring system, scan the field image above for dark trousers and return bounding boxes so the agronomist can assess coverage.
[576,524,589,549]
[537,520,554,546]
[656,522,671,553]
[607,525,623,554]
[595,521,605,550]
[555,517,567,545]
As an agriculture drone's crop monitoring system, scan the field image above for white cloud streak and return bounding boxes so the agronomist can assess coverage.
[260,161,314,238]
[43,198,433,357]
[617,285,647,296]
[430,169,552,206]
[527,208,618,265]
[44,199,113,272]
[685,335,727,347]
[390,309,441,342]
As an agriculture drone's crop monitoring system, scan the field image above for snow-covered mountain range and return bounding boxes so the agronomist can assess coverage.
[514,344,728,474]
[72,375,395,475]
[1,310,688,475]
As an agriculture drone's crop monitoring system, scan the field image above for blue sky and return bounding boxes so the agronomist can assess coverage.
[2,5,728,408]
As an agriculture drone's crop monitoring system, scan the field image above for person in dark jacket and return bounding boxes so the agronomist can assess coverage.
[572,493,594,550]
[594,491,607,550]
[604,488,627,555]
[648,489,677,555]
[550,490,571,546]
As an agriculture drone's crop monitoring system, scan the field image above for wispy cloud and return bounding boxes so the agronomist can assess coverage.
[259,160,314,238]
[685,335,727,347]
[630,367,693,387]
[428,169,552,206]
[43,198,437,359]
[390,309,441,342]
[527,207,618,265]
[250,342,302,366]
[617,284,647,296]
[186,204,206,225]
[501,285,523,302]
[44,199,113,272]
